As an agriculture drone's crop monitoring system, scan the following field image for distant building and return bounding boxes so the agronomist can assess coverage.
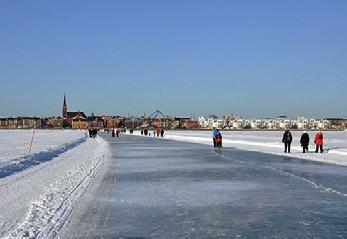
[325,118,346,129]
[62,94,67,118]
[70,112,88,129]
[104,116,119,129]
[0,117,41,129]
[180,119,199,129]
[62,94,87,129]
[46,116,64,129]
[87,115,105,129]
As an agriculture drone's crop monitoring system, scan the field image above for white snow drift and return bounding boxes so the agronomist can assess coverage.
[0,130,86,166]
[0,130,110,238]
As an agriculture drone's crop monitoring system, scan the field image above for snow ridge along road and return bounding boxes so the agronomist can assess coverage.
[0,135,110,239]
[0,136,87,179]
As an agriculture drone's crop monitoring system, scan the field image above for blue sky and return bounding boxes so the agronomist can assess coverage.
[1,0,346,118]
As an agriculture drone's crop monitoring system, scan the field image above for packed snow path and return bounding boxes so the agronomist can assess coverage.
[0,136,109,238]
[61,134,346,238]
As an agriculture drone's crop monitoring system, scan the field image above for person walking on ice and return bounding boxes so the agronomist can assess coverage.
[314,131,324,153]
[212,128,218,147]
[212,128,222,148]
[300,131,310,153]
[282,129,292,153]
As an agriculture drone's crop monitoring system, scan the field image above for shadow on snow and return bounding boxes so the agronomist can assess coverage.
[0,136,87,179]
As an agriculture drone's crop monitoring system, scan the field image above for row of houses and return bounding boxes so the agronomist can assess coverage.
[0,117,42,129]
[0,114,103,130]
[0,115,200,130]
[1,114,345,130]
[198,115,347,130]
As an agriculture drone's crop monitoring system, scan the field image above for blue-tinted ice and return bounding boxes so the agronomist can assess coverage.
[61,134,347,238]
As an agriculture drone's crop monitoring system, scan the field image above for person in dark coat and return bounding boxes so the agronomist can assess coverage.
[282,129,293,153]
[112,128,116,137]
[300,131,310,153]
[160,129,164,137]
[116,129,120,137]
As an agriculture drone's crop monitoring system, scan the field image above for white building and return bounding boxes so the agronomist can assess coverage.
[208,118,223,129]
[231,119,244,129]
[198,116,209,128]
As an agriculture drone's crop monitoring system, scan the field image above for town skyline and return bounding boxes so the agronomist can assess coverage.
[1,94,346,130]
[0,93,346,120]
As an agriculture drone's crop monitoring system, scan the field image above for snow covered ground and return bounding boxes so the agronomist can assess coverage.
[0,130,110,238]
[0,130,86,166]
[130,130,347,166]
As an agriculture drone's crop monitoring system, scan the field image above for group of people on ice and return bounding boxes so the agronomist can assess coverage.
[282,130,324,154]
[88,129,98,138]
[141,128,165,137]
[212,128,325,153]
[111,128,120,137]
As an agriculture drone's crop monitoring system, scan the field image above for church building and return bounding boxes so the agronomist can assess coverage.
[62,94,88,129]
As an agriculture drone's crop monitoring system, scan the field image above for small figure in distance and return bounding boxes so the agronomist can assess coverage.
[116,129,120,137]
[282,129,292,153]
[212,127,218,147]
[314,131,324,153]
[89,129,97,138]
[215,129,222,148]
[112,128,116,137]
[160,128,164,137]
[141,130,143,135]
[300,131,310,153]
[212,128,222,148]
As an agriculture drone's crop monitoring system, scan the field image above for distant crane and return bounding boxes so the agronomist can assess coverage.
[141,110,168,129]
[148,110,166,119]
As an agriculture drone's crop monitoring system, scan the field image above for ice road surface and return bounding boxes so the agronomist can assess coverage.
[60,134,346,238]
[0,131,109,238]
[131,130,347,166]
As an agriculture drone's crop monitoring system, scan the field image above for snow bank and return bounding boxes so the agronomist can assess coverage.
[130,131,347,166]
[0,136,87,179]
[0,130,86,166]
[0,133,110,238]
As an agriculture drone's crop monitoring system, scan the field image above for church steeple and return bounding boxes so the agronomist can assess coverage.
[62,94,68,118]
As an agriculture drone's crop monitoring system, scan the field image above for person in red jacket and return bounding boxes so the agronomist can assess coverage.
[314,131,324,153]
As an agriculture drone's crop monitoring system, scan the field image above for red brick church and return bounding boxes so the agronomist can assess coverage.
[62,94,87,129]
